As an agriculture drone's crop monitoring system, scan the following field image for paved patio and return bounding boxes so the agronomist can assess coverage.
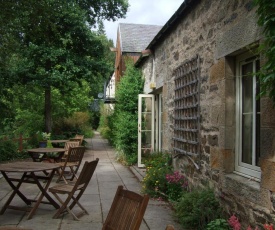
[0,132,182,229]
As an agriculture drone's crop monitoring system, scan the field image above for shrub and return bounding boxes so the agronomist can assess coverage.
[63,112,90,131]
[207,218,230,230]
[0,140,28,162]
[165,171,188,201]
[142,152,173,198]
[101,60,144,165]
[175,188,222,230]
[53,111,92,137]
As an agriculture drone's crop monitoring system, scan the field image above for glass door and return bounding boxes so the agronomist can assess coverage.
[138,94,155,167]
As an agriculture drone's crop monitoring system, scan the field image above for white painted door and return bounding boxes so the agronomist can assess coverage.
[138,94,155,167]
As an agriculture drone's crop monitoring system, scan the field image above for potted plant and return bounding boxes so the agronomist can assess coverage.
[37,132,51,148]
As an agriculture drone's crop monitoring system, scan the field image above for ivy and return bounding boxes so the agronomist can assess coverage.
[254,0,275,103]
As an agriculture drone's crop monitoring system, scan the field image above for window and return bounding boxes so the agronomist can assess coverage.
[235,52,260,179]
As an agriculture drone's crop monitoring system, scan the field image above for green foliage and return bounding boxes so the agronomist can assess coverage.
[254,0,275,103]
[0,81,94,139]
[105,60,144,165]
[165,171,188,201]
[0,0,128,132]
[175,188,223,230]
[98,103,113,140]
[206,219,230,230]
[142,152,188,202]
[0,140,28,162]
[0,84,44,136]
[142,152,173,198]
[115,60,144,113]
[53,111,92,137]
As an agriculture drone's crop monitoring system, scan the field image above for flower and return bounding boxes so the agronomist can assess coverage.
[228,214,241,230]
[264,224,274,230]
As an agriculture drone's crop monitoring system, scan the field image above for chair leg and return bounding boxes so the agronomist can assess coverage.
[69,191,88,215]
[51,193,68,219]
[68,166,79,181]
[56,168,69,184]
[52,192,88,220]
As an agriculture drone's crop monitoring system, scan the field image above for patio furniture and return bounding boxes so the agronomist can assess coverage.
[49,139,68,148]
[70,134,84,145]
[56,146,85,184]
[0,162,61,220]
[64,141,80,155]
[49,159,99,220]
[102,185,149,230]
[27,148,65,163]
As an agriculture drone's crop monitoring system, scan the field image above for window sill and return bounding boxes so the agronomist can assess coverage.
[224,172,260,191]
[222,172,262,205]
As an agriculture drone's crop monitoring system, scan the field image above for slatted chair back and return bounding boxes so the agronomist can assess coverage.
[70,134,84,145]
[49,159,99,220]
[75,134,84,140]
[60,141,80,162]
[64,141,80,154]
[66,146,85,163]
[56,146,86,184]
[102,185,149,230]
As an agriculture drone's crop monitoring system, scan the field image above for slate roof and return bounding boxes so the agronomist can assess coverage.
[119,23,162,53]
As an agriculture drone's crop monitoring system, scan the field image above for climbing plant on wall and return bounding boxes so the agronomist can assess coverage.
[254,0,275,103]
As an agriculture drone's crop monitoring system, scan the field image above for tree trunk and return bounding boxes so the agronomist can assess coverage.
[45,86,52,133]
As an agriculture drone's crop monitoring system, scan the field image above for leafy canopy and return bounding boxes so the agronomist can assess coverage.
[0,0,128,132]
[0,0,124,89]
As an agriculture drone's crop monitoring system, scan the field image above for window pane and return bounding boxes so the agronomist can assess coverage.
[241,62,253,164]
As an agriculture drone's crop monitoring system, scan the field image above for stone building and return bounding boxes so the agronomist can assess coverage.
[113,23,162,83]
[135,0,275,226]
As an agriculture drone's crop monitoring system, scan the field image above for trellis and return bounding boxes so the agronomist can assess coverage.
[173,55,200,157]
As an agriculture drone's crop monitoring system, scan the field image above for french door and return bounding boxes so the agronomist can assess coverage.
[138,94,155,167]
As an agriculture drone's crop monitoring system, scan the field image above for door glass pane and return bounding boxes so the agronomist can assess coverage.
[141,101,152,164]
[241,62,253,164]
[256,59,261,166]
[160,97,163,151]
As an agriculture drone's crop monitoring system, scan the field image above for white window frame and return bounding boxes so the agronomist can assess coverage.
[235,52,261,179]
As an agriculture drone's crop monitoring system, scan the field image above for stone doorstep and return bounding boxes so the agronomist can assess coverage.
[129,164,146,182]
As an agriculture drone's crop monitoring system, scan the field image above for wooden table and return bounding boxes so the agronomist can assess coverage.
[27,148,65,162]
[0,162,61,219]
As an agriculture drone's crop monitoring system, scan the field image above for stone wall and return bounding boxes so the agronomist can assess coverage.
[140,0,275,226]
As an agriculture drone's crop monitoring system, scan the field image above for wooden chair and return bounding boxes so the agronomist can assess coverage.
[70,134,84,145]
[102,185,149,230]
[60,141,80,162]
[56,146,85,184]
[49,159,99,220]
[75,134,84,141]
[64,141,80,155]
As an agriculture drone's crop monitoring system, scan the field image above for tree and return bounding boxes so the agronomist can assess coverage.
[0,0,128,132]
[254,0,275,103]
